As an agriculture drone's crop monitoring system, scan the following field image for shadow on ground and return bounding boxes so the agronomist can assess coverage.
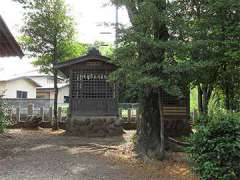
[0,129,136,180]
[0,129,198,180]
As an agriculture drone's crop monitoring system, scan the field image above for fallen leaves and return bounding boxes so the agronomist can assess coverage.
[103,131,199,180]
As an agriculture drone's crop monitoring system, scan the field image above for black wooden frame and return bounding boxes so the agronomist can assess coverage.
[55,49,118,117]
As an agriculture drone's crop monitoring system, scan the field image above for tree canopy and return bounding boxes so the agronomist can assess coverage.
[111,0,240,158]
[113,0,240,113]
[15,0,88,74]
[15,0,88,129]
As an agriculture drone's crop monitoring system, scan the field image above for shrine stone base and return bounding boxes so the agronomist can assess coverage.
[67,116,124,137]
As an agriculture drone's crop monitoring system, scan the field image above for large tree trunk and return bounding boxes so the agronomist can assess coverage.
[119,0,169,159]
[52,69,59,130]
[158,89,165,160]
[136,89,162,159]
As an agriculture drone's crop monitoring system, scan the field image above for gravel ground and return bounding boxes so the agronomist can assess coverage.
[0,129,198,180]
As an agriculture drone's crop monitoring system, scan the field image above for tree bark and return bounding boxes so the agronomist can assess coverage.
[136,89,162,158]
[52,69,59,130]
[119,0,169,159]
[198,85,203,114]
[158,89,165,160]
[198,84,213,116]
[202,85,209,115]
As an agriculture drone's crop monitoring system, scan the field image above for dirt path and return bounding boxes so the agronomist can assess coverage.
[0,129,198,180]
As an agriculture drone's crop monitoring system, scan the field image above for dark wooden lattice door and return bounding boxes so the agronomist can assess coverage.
[71,65,117,116]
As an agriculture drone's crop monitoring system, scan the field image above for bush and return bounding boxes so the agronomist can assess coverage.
[131,132,137,145]
[0,98,9,133]
[188,113,240,180]
[193,113,210,126]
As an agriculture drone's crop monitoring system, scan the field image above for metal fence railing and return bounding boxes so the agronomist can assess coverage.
[118,103,140,121]
[7,105,67,124]
[5,103,140,124]
[4,98,54,109]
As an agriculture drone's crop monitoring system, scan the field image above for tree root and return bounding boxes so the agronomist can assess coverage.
[167,137,190,147]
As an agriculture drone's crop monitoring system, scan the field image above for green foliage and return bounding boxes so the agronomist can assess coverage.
[193,114,209,127]
[0,115,6,134]
[169,0,240,112]
[131,132,137,149]
[15,0,87,74]
[15,0,88,129]
[208,89,226,115]
[31,41,88,73]
[111,0,189,99]
[112,0,240,162]
[190,87,198,112]
[0,99,9,134]
[188,113,240,180]
[92,41,114,58]
[114,0,240,113]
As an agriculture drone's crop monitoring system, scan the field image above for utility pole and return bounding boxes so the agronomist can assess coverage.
[115,0,119,48]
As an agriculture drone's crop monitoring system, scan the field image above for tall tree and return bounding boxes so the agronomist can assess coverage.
[168,0,240,114]
[15,0,84,129]
[210,0,240,111]
[112,0,240,159]
[111,0,188,159]
[167,0,216,115]
[92,41,114,57]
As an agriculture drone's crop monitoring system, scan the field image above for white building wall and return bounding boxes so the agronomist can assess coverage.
[50,91,55,100]
[58,85,69,104]
[29,76,54,86]
[0,81,7,95]
[0,79,37,98]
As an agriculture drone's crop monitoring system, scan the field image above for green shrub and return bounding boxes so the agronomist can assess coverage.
[0,98,9,133]
[0,116,6,133]
[131,132,137,145]
[188,113,240,180]
[131,132,138,151]
[193,113,210,126]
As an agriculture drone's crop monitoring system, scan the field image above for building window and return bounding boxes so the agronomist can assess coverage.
[17,91,28,99]
[36,92,49,99]
[64,96,70,103]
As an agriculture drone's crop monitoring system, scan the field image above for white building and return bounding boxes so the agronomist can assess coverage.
[28,75,69,104]
[0,15,69,105]
[0,73,69,104]
[56,84,69,104]
[0,76,40,98]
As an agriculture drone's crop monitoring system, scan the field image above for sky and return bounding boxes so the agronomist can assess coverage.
[0,0,130,44]
[0,0,130,77]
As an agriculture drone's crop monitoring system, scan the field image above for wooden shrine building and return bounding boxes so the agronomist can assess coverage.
[0,15,24,58]
[55,48,190,137]
[55,48,118,117]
